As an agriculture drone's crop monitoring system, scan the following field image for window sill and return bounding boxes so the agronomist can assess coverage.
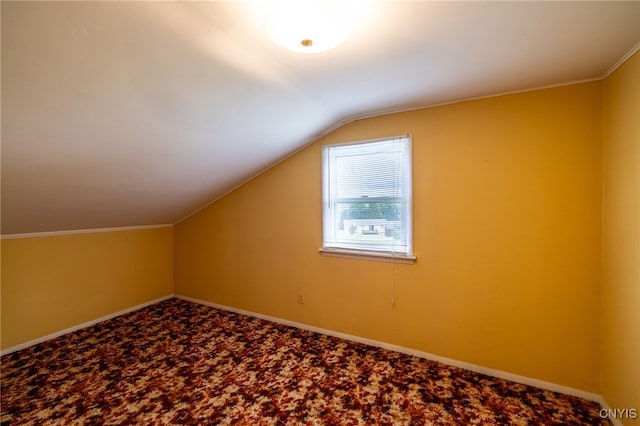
[319,247,416,264]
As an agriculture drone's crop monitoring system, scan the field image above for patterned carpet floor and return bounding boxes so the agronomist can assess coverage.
[1,298,608,425]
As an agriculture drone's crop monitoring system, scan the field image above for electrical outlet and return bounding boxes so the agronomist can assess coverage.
[297,293,304,304]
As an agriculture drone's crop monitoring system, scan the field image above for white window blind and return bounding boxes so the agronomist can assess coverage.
[322,135,413,258]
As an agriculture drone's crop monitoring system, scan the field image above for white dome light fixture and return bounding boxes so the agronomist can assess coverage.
[267,0,354,54]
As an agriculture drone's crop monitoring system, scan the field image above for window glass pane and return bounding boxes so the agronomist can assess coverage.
[322,136,412,256]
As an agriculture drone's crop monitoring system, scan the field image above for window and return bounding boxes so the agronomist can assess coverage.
[321,135,414,262]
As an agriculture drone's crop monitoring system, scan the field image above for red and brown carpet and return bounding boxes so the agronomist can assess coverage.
[1,298,608,425]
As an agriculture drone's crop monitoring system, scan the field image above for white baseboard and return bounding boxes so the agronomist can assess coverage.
[596,395,624,426]
[0,294,174,356]
[1,293,605,408]
[176,294,601,403]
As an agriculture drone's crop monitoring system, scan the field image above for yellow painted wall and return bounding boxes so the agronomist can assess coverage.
[175,82,602,392]
[602,51,640,425]
[1,226,174,350]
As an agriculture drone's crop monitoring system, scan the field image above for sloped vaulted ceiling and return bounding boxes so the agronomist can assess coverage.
[2,1,639,235]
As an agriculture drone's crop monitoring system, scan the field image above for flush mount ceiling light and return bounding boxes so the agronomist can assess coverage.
[267,0,354,54]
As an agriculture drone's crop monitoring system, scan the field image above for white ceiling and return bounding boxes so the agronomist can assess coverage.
[2,1,639,235]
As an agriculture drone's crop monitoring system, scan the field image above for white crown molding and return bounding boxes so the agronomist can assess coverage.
[0,295,174,356]
[1,224,173,240]
[603,40,640,79]
[176,294,602,403]
[176,43,640,226]
[174,75,603,225]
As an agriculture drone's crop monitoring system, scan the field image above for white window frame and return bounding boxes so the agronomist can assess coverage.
[320,135,415,263]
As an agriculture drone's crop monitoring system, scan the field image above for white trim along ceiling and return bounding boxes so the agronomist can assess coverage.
[2,1,639,235]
